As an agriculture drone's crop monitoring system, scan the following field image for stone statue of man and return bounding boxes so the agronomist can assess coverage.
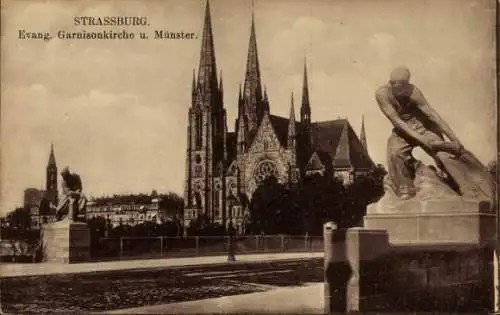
[54,167,87,222]
[375,67,493,202]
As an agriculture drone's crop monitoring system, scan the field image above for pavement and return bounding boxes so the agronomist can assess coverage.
[103,282,324,314]
[0,251,323,278]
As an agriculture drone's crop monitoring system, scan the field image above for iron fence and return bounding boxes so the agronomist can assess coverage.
[91,235,324,261]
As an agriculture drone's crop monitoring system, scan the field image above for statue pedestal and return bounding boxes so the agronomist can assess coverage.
[364,198,495,246]
[42,220,90,263]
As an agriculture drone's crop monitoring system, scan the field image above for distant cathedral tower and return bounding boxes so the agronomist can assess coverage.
[46,143,58,205]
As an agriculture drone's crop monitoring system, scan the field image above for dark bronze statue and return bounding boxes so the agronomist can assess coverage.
[375,67,494,204]
[54,167,87,222]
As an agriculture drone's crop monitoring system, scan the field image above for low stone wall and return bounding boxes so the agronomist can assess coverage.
[356,245,493,312]
[324,226,495,313]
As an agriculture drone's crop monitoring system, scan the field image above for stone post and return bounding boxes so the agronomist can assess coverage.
[42,219,90,263]
[323,222,348,314]
[345,228,389,312]
[495,244,499,312]
[324,222,390,314]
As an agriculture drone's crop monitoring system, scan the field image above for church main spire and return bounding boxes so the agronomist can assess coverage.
[197,0,218,98]
[242,9,263,131]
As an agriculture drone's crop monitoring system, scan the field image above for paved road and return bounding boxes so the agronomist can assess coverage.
[1,252,323,278]
[1,257,323,313]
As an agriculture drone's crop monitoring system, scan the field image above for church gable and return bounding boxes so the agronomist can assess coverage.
[311,119,374,170]
[305,152,325,172]
[248,113,283,154]
[333,121,351,168]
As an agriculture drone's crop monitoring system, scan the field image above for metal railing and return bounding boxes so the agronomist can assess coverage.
[90,235,324,261]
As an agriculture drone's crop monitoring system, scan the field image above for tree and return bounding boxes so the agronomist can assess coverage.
[298,173,345,235]
[7,207,31,230]
[185,214,210,236]
[340,165,386,227]
[248,176,291,234]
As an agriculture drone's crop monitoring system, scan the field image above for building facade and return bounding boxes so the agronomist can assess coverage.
[183,1,375,234]
[86,196,176,228]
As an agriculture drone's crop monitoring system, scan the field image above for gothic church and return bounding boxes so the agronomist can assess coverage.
[183,1,375,233]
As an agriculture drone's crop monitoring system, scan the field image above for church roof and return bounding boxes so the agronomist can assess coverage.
[310,119,375,170]
[227,115,373,171]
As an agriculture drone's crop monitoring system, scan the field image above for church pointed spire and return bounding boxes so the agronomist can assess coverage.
[301,58,311,125]
[219,70,223,99]
[237,112,248,154]
[263,85,269,113]
[46,142,58,205]
[48,142,56,167]
[191,69,197,103]
[197,0,218,96]
[242,7,263,130]
[238,83,244,114]
[289,92,296,122]
[288,92,296,148]
[360,115,368,151]
[192,69,196,92]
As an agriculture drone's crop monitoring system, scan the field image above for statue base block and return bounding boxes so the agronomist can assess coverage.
[42,220,90,263]
[365,199,496,246]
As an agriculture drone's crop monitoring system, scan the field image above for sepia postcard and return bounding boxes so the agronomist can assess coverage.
[0,0,498,314]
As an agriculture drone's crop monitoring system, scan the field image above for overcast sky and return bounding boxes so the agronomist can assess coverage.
[1,0,496,216]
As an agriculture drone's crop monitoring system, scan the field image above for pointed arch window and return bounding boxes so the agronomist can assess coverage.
[214,189,220,216]
[193,192,202,209]
[194,165,202,177]
[195,112,202,149]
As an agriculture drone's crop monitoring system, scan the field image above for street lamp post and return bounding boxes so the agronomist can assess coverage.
[227,198,236,262]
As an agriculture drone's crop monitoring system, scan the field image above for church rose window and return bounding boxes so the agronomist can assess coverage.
[254,160,279,184]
